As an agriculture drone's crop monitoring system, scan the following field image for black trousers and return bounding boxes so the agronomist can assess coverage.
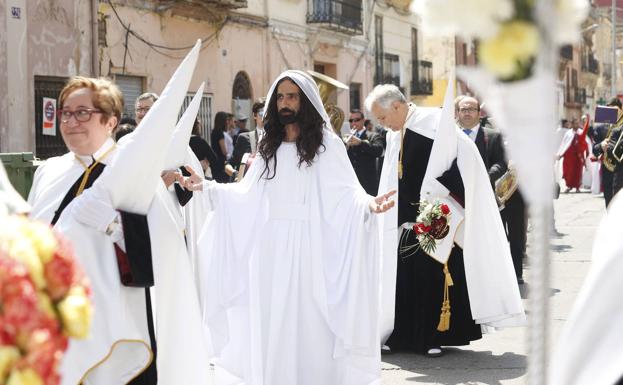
[603,168,614,207]
[501,191,528,279]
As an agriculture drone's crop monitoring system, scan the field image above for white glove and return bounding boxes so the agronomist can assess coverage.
[70,186,122,242]
[420,178,450,200]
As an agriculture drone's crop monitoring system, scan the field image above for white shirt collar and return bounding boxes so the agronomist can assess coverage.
[458,123,480,141]
[74,137,116,166]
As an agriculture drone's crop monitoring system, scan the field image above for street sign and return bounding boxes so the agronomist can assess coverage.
[42,98,57,136]
[10,7,21,19]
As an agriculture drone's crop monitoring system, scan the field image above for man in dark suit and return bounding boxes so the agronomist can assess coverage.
[345,109,384,195]
[593,98,623,207]
[457,96,527,284]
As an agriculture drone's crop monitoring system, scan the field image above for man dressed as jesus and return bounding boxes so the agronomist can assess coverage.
[186,70,394,385]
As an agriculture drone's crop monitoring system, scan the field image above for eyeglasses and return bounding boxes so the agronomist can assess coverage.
[349,118,363,123]
[458,108,479,113]
[58,108,103,123]
[136,107,151,114]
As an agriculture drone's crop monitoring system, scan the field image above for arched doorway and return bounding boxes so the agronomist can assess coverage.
[232,71,253,130]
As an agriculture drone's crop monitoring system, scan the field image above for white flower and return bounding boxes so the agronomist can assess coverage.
[411,0,514,40]
[550,0,590,45]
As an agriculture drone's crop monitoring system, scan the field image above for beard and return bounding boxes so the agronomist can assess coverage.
[278,108,298,125]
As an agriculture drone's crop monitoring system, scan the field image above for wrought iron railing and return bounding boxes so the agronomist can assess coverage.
[411,60,433,95]
[581,53,599,75]
[307,0,363,35]
[575,88,586,105]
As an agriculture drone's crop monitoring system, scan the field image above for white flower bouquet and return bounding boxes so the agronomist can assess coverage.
[412,0,589,81]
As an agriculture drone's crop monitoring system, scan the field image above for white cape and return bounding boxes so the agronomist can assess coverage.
[378,103,525,343]
[556,128,575,158]
[197,130,382,385]
[29,147,210,384]
[56,183,211,385]
[550,193,623,385]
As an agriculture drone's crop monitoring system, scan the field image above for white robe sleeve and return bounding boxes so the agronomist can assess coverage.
[310,132,381,357]
[196,154,268,353]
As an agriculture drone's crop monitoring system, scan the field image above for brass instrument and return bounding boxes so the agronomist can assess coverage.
[307,70,349,135]
[495,163,519,207]
[602,113,623,172]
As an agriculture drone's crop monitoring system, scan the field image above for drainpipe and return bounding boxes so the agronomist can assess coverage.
[264,0,271,88]
[91,0,99,77]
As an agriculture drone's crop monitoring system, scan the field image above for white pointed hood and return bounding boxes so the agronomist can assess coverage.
[98,39,201,214]
[0,161,30,216]
[422,74,457,193]
[163,82,205,170]
[265,70,332,131]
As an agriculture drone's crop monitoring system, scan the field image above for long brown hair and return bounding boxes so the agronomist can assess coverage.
[258,77,326,179]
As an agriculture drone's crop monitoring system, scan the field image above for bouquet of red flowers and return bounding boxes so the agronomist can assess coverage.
[0,216,93,385]
[412,200,451,255]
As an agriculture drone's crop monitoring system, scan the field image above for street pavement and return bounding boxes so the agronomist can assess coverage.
[381,190,607,385]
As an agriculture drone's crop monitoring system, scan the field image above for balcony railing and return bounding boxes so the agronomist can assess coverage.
[575,88,586,104]
[581,54,599,75]
[383,75,400,87]
[560,45,573,61]
[307,0,363,35]
[565,87,586,105]
[165,0,247,13]
[411,60,433,95]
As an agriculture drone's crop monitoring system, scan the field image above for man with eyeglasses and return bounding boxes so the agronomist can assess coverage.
[135,92,158,123]
[345,109,384,195]
[456,95,527,285]
[455,96,507,188]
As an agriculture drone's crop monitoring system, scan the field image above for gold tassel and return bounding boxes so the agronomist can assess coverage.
[437,263,453,332]
[443,263,454,287]
[73,144,117,197]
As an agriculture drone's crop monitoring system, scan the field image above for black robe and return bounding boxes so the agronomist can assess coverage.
[386,130,482,353]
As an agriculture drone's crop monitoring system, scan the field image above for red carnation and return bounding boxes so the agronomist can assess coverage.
[22,330,67,385]
[440,204,450,215]
[3,275,39,335]
[44,251,76,301]
[413,223,428,235]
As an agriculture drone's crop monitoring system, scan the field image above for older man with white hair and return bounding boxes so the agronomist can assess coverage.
[366,84,525,357]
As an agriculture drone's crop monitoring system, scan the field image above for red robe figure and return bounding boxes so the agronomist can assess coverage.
[560,118,589,192]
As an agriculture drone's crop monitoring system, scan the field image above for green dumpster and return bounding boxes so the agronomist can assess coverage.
[0,153,42,200]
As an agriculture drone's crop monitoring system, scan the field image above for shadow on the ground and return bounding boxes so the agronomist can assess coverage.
[383,349,526,384]
[550,244,572,253]
[517,282,560,299]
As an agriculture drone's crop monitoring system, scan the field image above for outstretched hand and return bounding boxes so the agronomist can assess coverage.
[161,170,182,188]
[369,190,396,214]
[181,165,205,191]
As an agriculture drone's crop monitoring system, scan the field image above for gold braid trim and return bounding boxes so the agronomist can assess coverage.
[398,126,404,179]
[437,263,454,332]
[74,144,116,197]
[78,339,153,385]
[398,103,417,180]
